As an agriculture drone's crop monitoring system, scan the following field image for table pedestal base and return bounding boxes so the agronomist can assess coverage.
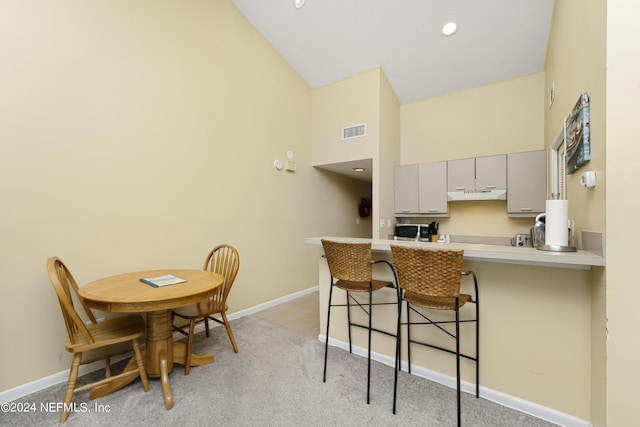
[89,310,214,409]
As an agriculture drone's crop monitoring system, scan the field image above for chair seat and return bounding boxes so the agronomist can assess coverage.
[65,314,146,353]
[403,291,470,310]
[173,300,227,318]
[335,279,393,292]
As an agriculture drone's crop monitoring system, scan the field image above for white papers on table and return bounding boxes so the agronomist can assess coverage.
[140,274,187,288]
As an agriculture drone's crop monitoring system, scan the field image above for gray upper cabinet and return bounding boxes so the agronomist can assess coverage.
[448,155,506,192]
[418,161,448,215]
[507,150,547,216]
[447,158,475,192]
[395,162,448,216]
[395,152,544,218]
[476,155,507,190]
[394,164,419,214]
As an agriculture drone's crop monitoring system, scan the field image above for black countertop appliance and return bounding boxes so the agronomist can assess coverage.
[394,224,433,242]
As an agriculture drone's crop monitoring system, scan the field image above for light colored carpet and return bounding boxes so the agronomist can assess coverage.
[3,316,557,426]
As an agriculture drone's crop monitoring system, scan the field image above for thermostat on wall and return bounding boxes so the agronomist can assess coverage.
[580,171,596,188]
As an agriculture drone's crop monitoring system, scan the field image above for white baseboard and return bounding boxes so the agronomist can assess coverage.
[0,353,133,405]
[0,285,319,405]
[320,335,592,427]
[4,284,589,427]
[225,285,319,320]
[173,285,319,337]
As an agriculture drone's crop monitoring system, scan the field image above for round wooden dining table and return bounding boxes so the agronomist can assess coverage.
[78,269,223,410]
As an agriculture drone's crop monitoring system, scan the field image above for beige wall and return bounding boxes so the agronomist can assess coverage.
[375,69,401,239]
[0,0,328,392]
[312,69,381,167]
[401,72,545,163]
[312,67,400,240]
[544,0,607,425]
[545,0,607,237]
[3,1,635,425]
[606,1,640,426]
[312,171,373,239]
[400,73,546,238]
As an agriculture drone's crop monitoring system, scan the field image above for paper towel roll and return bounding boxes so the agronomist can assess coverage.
[545,200,568,246]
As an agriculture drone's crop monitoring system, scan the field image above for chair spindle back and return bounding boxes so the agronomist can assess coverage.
[46,257,97,345]
[203,244,240,306]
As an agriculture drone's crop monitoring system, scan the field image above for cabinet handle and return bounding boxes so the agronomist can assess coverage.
[485,185,496,189]
[402,209,412,213]
[520,207,533,212]
[455,187,465,191]
[428,209,438,212]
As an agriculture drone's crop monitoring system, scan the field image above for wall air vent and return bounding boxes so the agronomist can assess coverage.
[342,123,367,140]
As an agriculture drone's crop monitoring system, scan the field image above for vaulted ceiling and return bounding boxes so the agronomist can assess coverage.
[231,0,554,104]
[230,0,554,181]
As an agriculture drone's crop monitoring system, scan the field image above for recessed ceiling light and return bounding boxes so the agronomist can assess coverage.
[292,0,305,9]
[442,22,458,36]
[353,167,365,173]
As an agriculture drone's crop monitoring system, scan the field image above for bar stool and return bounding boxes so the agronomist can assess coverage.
[390,245,479,426]
[321,239,399,404]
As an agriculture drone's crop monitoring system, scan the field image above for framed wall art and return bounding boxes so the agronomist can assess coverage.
[565,92,590,174]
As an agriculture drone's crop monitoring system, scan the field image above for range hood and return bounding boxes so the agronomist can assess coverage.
[447,189,507,202]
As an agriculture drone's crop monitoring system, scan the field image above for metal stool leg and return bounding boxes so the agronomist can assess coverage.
[366,282,372,404]
[393,289,402,414]
[323,280,335,383]
[346,291,353,353]
[475,280,480,398]
[407,302,412,374]
[456,297,461,427]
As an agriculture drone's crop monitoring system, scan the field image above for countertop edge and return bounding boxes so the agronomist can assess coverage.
[305,237,605,270]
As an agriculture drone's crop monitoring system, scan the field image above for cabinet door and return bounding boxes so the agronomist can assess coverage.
[394,164,419,214]
[507,150,547,216]
[476,154,506,190]
[419,161,448,214]
[447,158,475,192]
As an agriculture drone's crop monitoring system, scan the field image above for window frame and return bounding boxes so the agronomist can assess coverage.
[550,121,567,200]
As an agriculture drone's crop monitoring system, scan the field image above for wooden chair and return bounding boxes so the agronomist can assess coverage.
[321,239,399,404]
[46,257,149,423]
[172,244,240,374]
[389,245,479,426]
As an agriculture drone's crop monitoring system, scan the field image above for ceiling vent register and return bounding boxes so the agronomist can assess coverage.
[342,123,366,140]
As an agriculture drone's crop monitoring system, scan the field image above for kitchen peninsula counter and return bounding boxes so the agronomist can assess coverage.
[306,234,604,425]
[304,236,605,270]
